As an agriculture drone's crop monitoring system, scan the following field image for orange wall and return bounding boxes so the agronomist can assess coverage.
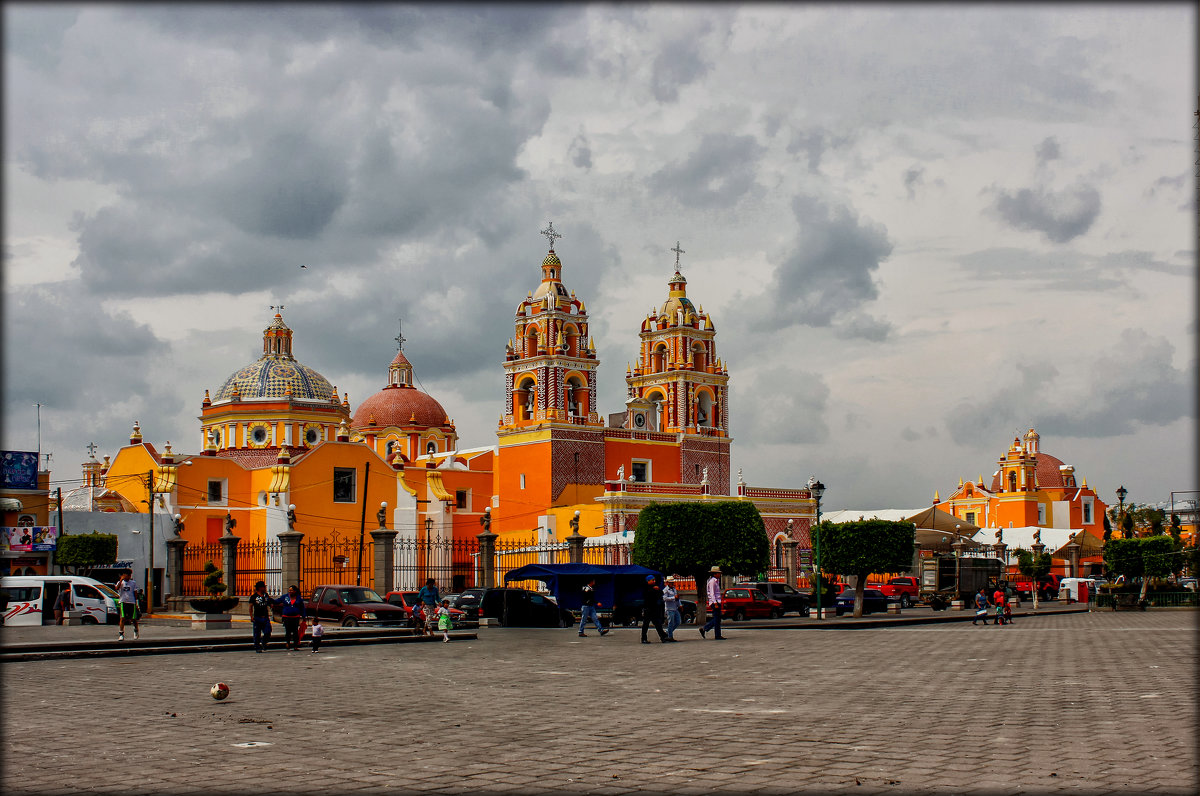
[603,438,681,484]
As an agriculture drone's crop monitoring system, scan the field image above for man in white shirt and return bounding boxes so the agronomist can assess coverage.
[699,565,726,640]
[114,569,140,641]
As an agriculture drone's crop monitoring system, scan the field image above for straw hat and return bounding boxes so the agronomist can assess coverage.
[709,565,722,574]
[665,575,676,582]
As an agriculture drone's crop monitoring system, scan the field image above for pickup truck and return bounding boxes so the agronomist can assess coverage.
[870,576,920,608]
[293,584,410,628]
[1010,574,1061,601]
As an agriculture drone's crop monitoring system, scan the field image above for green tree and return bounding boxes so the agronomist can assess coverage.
[818,519,915,617]
[55,531,118,575]
[1104,537,1176,601]
[631,501,769,619]
[1015,548,1053,609]
[1169,514,1182,544]
[202,560,228,597]
[1102,514,1113,542]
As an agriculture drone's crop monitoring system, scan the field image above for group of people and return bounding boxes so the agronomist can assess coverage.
[411,578,455,642]
[577,564,729,642]
[973,585,1014,626]
[248,581,325,652]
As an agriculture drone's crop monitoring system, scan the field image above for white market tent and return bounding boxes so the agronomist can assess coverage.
[969,525,1080,553]
[820,509,924,524]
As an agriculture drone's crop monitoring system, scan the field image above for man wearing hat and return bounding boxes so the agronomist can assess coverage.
[640,574,669,644]
[699,565,726,639]
[248,580,275,652]
[662,576,682,641]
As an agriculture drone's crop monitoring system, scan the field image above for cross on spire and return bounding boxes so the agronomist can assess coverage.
[270,304,285,314]
[540,221,562,250]
[671,240,685,269]
[394,319,406,351]
[86,442,98,458]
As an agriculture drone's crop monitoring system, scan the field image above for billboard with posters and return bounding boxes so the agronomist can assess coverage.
[3,526,58,551]
[1,451,40,490]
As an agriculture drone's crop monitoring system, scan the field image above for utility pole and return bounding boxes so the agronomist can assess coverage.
[356,462,371,586]
[33,403,43,467]
[145,471,155,616]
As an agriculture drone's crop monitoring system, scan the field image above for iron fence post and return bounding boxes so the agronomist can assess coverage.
[278,530,304,592]
[165,536,188,611]
[219,533,241,598]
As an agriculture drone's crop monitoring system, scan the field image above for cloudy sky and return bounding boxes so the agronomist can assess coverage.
[4,4,1196,511]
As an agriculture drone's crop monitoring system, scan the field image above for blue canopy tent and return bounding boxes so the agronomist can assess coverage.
[503,563,662,613]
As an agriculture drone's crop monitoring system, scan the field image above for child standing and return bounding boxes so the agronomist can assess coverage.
[411,601,425,636]
[437,599,452,643]
[310,617,325,653]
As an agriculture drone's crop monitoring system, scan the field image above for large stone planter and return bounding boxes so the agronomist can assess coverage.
[190,613,233,630]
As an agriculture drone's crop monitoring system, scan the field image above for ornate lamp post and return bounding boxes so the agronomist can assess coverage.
[808,477,825,619]
[1116,485,1128,538]
[952,524,965,605]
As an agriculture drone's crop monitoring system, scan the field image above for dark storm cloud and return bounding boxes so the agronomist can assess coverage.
[946,330,1194,443]
[650,24,716,103]
[752,194,893,335]
[786,128,853,173]
[741,368,831,445]
[2,5,79,70]
[569,133,593,170]
[956,247,1190,290]
[1,283,185,457]
[989,182,1102,244]
[648,134,764,209]
[1034,136,1061,168]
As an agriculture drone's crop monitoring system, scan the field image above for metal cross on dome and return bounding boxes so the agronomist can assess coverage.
[394,319,406,351]
[540,221,562,249]
[671,241,685,268]
[270,304,285,314]
[86,442,98,458]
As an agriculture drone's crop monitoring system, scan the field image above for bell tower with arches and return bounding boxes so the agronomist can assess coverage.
[496,223,606,532]
[624,243,731,491]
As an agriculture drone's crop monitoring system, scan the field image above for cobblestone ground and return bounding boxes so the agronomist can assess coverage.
[2,611,1195,795]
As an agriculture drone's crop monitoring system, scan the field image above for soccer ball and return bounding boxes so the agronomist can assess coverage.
[210,682,230,700]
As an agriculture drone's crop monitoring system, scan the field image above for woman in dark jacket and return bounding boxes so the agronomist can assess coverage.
[276,585,308,651]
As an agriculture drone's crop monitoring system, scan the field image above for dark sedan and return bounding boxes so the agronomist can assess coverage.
[737,581,811,617]
[833,588,898,616]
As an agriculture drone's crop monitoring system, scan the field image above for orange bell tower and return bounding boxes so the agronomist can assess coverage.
[624,242,732,492]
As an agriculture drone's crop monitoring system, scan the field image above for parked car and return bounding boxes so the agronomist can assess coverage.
[720,587,784,621]
[737,581,811,616]
[384,591,473,629]
[833,588,898,616]
[612,598,698,627]
[1179,578,1197,593]
[464,587,575,627]
[870,576,920,608]
[299,585,410,627]
[449,589,483,620]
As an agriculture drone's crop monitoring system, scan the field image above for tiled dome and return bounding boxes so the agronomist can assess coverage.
[212,313,336,403]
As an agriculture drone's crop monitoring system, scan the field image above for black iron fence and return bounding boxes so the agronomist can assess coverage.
[180,542,222,597]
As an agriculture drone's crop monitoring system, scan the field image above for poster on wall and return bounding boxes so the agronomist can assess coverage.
[2,451,39,490]
[3,526,58,552]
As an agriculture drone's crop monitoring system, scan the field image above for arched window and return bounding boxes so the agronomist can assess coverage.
[426,440,437,456]
[646,391,665,431]
[697,391,714,427]
[566,376,585,417]
[692,342,707,371]
[515,377,536,421]
[774,536,783,568]
[653,344,667,372]
[1008,471,1017,492]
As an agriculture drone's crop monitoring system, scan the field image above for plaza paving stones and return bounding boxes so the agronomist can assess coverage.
[2,611,1195,795]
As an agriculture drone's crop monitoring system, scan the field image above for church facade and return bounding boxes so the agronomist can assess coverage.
[99,225,818,582]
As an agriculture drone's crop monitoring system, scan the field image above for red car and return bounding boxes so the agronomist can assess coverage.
[385,591,468,628]
[720,587,784,621]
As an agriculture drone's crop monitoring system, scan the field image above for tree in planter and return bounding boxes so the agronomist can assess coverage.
[818,519,915,617]
[1014,548,1053,610]
[188,560,239,614]
[1169,514,1182,545]
[55,531,118,575]
[631,501,769,621]
[1102,514,1113,542]
[1104,537,1176,603]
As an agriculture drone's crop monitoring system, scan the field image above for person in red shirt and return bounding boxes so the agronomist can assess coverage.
[993,586,1007,626]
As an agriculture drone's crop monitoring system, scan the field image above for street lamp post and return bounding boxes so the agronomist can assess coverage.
[1116,485,1128,538]
[952,524,965,605]
[808,477,825,619]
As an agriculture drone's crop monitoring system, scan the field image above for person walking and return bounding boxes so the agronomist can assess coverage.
[578,578,608,637]
[993,584,1007,626]
[276,585,307,651]
[53,585,72,625]
[309,617,324,653]
[972,587,989,626]
[699,565,725,640]
[663,576,682,641]
[114,570,140,641]
[640,575,669,644]
[437,599,453,642]
[248,580,274,652]
[419,578,440,636]
[410,600,426,637]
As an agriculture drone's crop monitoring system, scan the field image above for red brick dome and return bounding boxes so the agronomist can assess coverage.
[351,385,448,430]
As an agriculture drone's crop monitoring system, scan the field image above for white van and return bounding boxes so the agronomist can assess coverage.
[1058,577,1097,604]
[0,575,121,626]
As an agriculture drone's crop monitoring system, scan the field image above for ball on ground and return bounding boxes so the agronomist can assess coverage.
[210,682,230,700]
